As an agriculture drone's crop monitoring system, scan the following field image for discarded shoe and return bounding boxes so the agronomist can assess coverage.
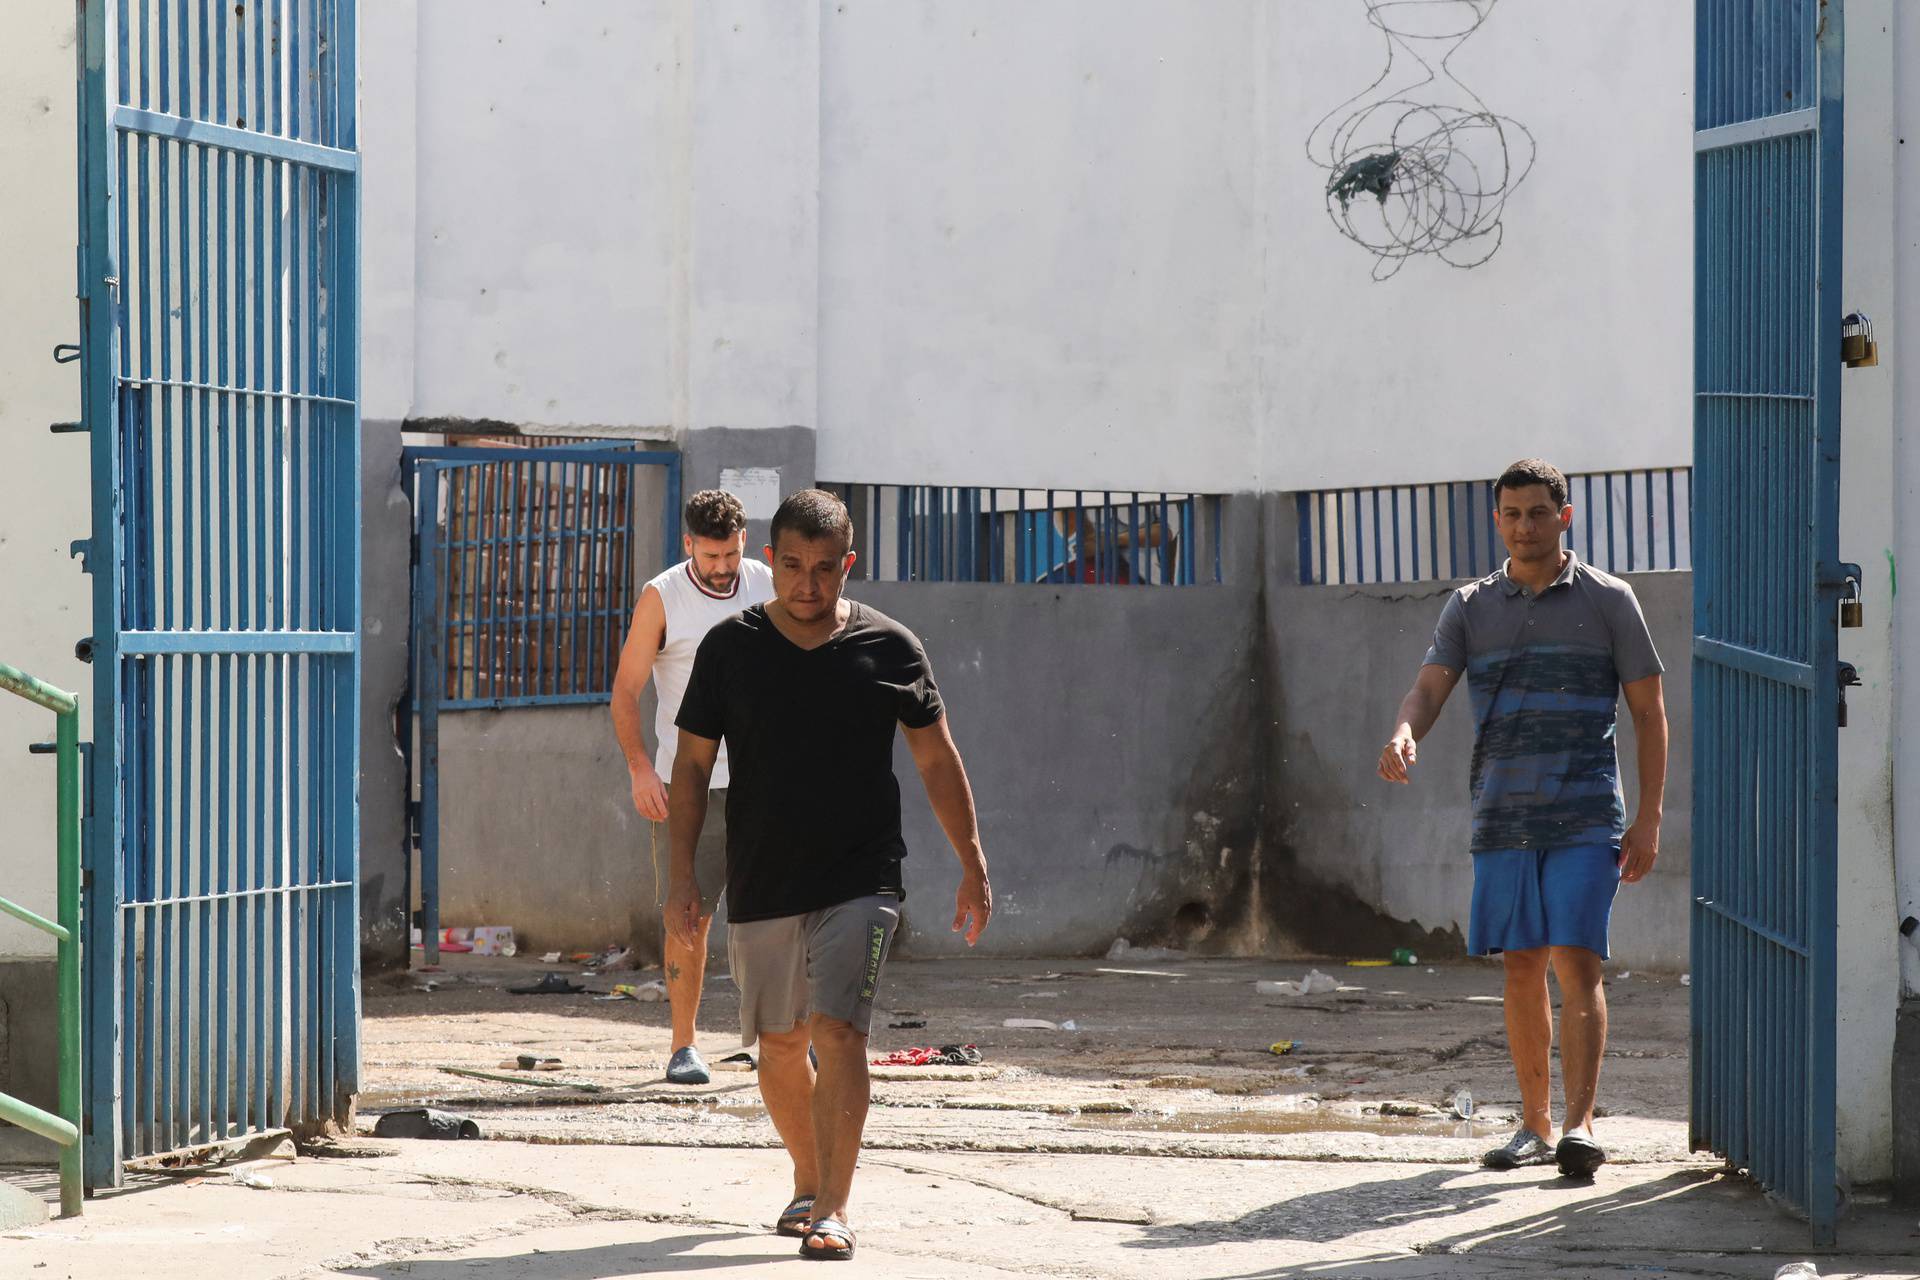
[1482,1128,1555,1170]
[666,1046,712,1085]
[373,1107,482,1140]
[714,1051,758,1073]
[509,972,584,996]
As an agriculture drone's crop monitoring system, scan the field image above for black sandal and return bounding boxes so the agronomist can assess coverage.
[775,1195,816,1238]
[799,1216,855,1261]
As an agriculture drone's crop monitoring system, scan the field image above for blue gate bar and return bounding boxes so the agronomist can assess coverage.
[81,0,363,1184]
[1691,0,1841,1245]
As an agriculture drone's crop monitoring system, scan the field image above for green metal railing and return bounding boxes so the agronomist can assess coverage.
[0,660,83,1217]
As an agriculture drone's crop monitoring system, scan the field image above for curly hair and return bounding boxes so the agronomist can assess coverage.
[1494,458,1568,509]
[684,489,748,541]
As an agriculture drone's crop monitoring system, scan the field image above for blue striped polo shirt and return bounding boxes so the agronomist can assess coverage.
[1423,552,1664,854]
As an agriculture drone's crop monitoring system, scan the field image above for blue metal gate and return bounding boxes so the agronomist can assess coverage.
[401,445,679,965]
[76,1,362,1182]
[1692,0,1849,1243]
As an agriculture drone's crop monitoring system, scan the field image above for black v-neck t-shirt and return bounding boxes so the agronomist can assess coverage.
[674,600,945,923]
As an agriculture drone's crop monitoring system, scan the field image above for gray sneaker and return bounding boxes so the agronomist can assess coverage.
[1482,1128,1555,1169]
[666,1046,711,1085]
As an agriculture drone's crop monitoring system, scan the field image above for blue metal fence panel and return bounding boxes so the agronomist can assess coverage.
[1294,468,1694,586]
[78,0,361,1184]
[821,484,1222,585]
[1691,0,1841,1245]
[401,445,680,965]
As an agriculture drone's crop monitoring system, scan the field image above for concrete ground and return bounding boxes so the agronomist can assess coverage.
[5,954,1918,1277]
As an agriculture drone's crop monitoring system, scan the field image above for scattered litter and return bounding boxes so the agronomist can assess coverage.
[1774,1264,1819,1279]
[1097,968,1186,979]
[1425,967,1436,974]
[714,1051,757,1073]
[586,945,640,973]
[540,951,562,964]
[888,1018,929,1029]
[1256,969,1338,998]
[984,972,1068,985]
[1680,973,1692,986]
[1018,992,1061,1000]
[509,973,584,996]
[412,979,439,993]
[1003,1018,1060,1031]
[228,1167,274,1190]
[1466,995,1503,1004]
[596,980,667,1003]
[872,1045,984,1068]
[1346,959,1391,968]
[1060,1020,1079,1031]
[1389,948,1418,966]
[1269,1040,1304,1056]
[373,1107,484,1140]
[1451,1089,1475,1119]
[509,1056,562,1072]
[1104,939,1186,962]
[1616,971,1631,981]
[1274,1065,1311,1080]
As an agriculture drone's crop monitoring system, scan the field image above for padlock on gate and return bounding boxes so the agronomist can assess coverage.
[1842,312,1879,368]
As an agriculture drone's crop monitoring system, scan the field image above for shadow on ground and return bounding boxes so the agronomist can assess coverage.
[337,1231,768,1278]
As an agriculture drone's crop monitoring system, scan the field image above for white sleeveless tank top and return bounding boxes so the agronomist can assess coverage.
[648,557,774,788]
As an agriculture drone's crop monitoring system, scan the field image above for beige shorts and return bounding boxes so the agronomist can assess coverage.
[726,894,900,1047]
[649,787,728,918]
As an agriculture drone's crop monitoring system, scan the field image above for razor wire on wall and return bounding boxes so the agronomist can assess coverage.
[1307,0,1535,280]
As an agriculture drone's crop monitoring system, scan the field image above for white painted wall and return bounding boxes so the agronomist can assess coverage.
[1891,0,1920,1012]
[363,1,1692,494]
[822,0,1692,493]
[1837,0,1900,1187]
[0,6,89,960]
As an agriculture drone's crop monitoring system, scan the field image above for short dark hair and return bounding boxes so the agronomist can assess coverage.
[769,489,854,554]
[1494,458,1569,509]
[685,489,747,541]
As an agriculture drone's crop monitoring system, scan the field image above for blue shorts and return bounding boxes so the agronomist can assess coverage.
[1468,844,1622,959]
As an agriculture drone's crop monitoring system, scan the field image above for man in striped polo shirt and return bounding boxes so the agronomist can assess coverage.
[1378,458,1668,1179]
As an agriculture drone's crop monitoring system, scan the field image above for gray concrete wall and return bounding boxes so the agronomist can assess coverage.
[0,960,58,1162]
[1263,498,1695,972]
[858,579,1265,959]
[435,705,660,956]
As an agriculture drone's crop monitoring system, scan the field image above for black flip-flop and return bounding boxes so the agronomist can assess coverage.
[799,1216,855,1261]
[775,1195,816,1238]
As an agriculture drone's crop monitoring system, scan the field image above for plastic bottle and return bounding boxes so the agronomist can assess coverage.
[1390,947,1418,966]
[1451,1089,1474,1119]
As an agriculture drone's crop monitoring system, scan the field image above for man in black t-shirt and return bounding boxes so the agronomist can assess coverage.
[667,489,993,1263]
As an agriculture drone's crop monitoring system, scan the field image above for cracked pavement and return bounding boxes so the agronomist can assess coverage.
[5,956,1917,1277]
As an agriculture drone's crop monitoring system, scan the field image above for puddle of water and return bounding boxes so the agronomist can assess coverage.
[1070,1110,1486,1139]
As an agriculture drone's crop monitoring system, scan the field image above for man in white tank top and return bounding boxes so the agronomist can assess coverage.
[613,489,774,1084]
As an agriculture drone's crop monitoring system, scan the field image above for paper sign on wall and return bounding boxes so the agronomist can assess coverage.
[719,467,783,519]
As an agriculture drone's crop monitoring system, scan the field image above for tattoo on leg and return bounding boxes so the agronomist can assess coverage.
[666,962,681,983]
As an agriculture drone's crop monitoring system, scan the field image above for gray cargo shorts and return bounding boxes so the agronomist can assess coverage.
[648,787,728,918]
[726,893,900,1046]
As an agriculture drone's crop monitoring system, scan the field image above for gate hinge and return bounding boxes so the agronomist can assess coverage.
[49,421,86,435]
[52,343,80,364]
[70,539,94,574]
